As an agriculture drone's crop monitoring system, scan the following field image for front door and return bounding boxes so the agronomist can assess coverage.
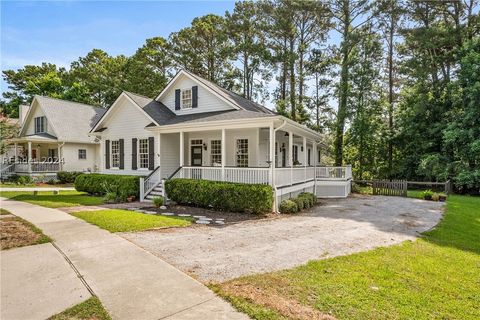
[281,148,286,167]
[191,146,203,179]
[191,146,203,166]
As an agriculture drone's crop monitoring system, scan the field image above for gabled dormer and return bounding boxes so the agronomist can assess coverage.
[156,70,239,115]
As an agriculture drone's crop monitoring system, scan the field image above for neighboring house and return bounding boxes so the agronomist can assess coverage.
[90,69,352,205]
[2,96,105,179]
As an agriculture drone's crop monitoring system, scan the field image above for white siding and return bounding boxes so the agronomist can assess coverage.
[61,143,98,172]
[160,133,180,179]
[24,101,55,136]
[159,74,235,115]
[98,97,158,176]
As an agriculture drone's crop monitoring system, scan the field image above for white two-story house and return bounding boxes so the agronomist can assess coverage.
[90,69,351,205]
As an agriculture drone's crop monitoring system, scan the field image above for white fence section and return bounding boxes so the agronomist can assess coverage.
[316,166,352,180]
[12,162,61,173]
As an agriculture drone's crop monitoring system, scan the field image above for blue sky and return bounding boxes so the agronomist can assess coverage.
[1,0,236,93]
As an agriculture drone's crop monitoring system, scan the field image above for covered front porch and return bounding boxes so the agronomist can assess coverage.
[141,117,352,202]
[2,135,63,176]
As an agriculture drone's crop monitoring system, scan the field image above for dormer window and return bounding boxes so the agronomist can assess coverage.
[181,89,192,109]
[34,116,47,133]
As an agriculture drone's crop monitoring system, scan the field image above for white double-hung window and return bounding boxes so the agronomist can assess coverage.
[236,139,248,167]
[138,138,149,169]
[211,140,221,165]
[34,116,47,133]
[111,140,120,168]
[181,89,192,109]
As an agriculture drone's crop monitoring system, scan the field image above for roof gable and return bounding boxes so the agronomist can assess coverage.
[20,96,106,143]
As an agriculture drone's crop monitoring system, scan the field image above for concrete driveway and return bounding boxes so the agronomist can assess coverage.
[122,195,444,282]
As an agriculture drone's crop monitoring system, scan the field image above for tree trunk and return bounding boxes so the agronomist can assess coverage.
[289,37,296,121]
[387,14,394,178]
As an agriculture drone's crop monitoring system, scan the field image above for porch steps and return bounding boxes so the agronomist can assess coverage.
[144,184,164,201]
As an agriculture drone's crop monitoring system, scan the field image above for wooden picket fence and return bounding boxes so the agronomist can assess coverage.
[372,180,407,197]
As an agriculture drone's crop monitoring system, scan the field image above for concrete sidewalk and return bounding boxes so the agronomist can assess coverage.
[0,198,247,320]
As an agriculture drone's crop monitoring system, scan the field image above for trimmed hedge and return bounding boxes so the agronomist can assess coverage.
[74,173,140,197]
[279,192,317,214]
[165,178,273,214]
[57,171,83,184]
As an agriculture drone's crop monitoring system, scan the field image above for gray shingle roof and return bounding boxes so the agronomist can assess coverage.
[123,91,176,125]
[33,96,106,143]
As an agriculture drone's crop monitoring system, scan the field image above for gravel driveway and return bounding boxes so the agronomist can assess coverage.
[122,195,444,282]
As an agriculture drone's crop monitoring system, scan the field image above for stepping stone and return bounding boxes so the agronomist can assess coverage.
[161,212,175,216]
[135,210,146,213]
[145,211,157,215]
[214,218,225,221]
[193,215,206,219]
[178,214,191,217]
[127,208,137,211]
[215,220,225,225]
[160,206,167,210]
[195,220,210,224]
[198,217,212,221]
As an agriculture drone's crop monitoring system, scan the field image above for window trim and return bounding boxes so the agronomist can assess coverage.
[78,149,87,160]
[181,88,192,109]
[210,139,222,166]
[34,116,47,134]
[293,145,299,163]
[111,140,120,169]
[235,137,249,167]
[137,138,149,170]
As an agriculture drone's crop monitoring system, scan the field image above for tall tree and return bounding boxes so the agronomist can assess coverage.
[375,0,405,178]
[226,1,271,101]
[124,37,172,98]
[69,49,128,107]
[330,0,371,166]
[169,14,234,87]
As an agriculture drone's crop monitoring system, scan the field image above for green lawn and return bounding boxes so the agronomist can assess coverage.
[48,296,111,320]
[215,195,480,320]
[72,209,191,232]
[0,190,103,208]
[0,208,12,215]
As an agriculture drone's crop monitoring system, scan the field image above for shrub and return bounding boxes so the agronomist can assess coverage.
[165,178,273,214]
[431,193,440,201]
[279,199,299,214]
[75,174,140,198]
[17,175,33,185]
[57,171,83,184]
[292,197,305,210]
[153,196,164,208]
[298,192,316,208]
[422,189,434,200]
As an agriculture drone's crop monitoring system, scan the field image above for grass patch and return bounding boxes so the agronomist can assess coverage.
[0,208,12,215]
[216,195,480,320]
[72,209,191,232]
[48,296,111,320]
[0,190,103,208]
[1,216,51,250]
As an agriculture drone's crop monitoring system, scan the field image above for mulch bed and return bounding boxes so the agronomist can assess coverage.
[0,217,50,250]
[138,204,278,224]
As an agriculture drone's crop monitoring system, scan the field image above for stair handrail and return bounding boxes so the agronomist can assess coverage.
[140,166,161,201]
[167,166,183,180]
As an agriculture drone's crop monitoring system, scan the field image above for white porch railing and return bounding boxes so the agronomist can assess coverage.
[171,166,270,185]
[315,166,352,180]
[140,166,162,201]
[275,167,316,188]
[13,162,61,173]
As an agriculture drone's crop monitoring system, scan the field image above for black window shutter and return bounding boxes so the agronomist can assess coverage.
[132,138,137,170]
[148,137,155,170]
[192,86,198,108]
[119,139,124,170]
[105,140,110,169]
[175,89,181,110]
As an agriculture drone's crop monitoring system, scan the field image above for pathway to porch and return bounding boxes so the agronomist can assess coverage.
[0,198,247,320]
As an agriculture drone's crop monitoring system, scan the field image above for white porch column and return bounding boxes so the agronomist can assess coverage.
[288,131,293,185]
[269,124,274,186]
[303,136,307,181]
[179,131,184,167]
[27,141,32,173]
[158,133,162,178]
[221,128,226,181]
[57,143,62,171]
[313,142,318,194]
[14,143,17,162]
